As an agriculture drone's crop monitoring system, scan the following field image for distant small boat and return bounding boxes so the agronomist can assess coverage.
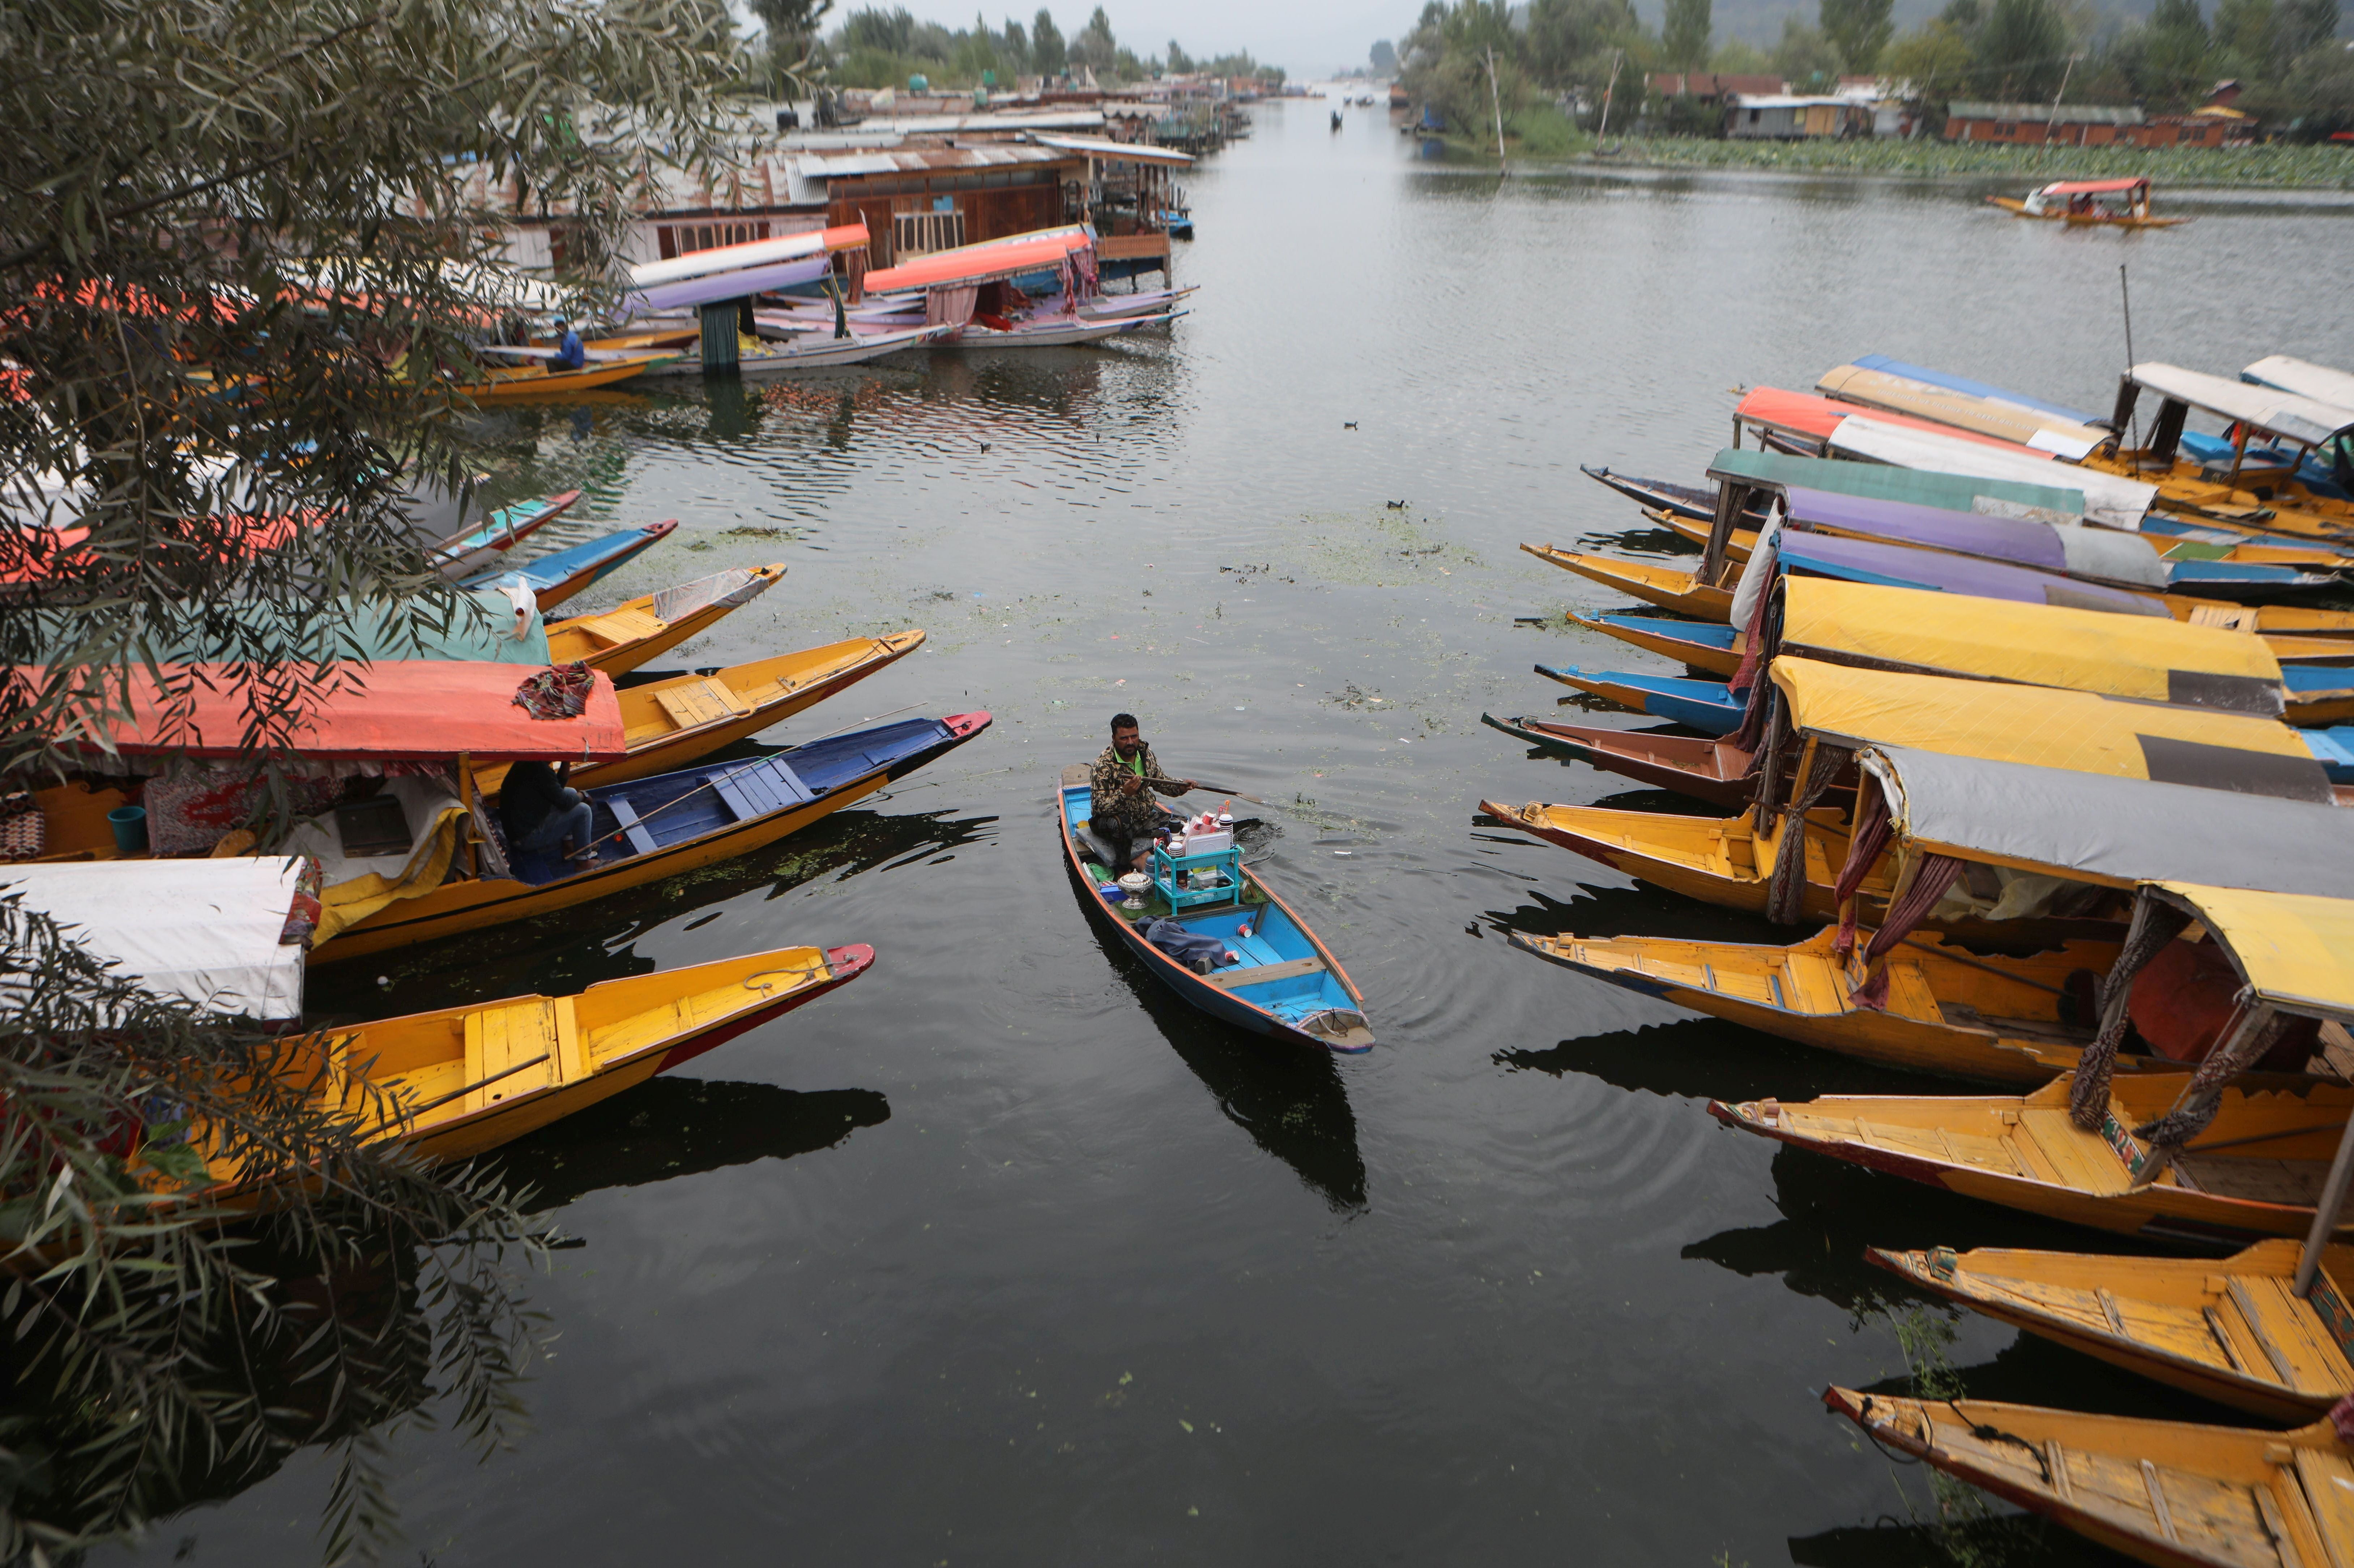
[427,490,580,578]
[1989,176,2186,228]
[951,310,1184,349]
[642,322,947,376]
[1056,766,1372,1054]
[461,353,672,401]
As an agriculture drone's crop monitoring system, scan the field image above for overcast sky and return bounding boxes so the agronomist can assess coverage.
[825,0,1415,79]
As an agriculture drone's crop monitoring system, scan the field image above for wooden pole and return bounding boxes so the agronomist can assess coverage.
[1598,49,1623,139]
[2298,1112,2354,1296]
[1487,46,1508,176]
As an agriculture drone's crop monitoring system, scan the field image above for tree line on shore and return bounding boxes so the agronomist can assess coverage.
[751,0,1284,92]
[1398,0,2354,144]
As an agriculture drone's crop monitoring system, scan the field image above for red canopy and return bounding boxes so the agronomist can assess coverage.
[2040,178,2149,196]
[863,231,1091,295]
[39,661,627,762]
[1735,386,2047,455]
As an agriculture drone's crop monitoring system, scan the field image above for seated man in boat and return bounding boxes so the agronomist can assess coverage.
[550,315,586,372]
[1088,713,1195,872]
[500,759,596,862]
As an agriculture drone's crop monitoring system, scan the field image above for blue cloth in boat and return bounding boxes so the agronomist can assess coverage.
[1142,917,1238,975]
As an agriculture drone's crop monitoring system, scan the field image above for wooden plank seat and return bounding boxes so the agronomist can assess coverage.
[569,606,665,646]
[711,757,814,822]
[1206,956,1327,990]
[655,678,754,733]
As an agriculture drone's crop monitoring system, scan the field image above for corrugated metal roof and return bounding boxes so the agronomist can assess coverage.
[1728,94,1863,109]
[1024,133,1193,165]
[788,145,1079,181]
[1949,101,2145,125]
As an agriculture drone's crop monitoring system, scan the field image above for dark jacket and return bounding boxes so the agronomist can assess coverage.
[500,760,569,844]
[1089,741,1184,841]
[552,328,586,371]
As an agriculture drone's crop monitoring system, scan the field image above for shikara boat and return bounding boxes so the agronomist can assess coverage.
[463,520,678,611]
[1570,611,1742,678]
[1579,464,1753,524]
[205,945,876,1177]
[540,565,783,675]
[641,322,946,375]
[1525,534,2354,637]
[1479,794,1865,922]
[1714,1071,2354,1243]
[1818,359,2113,456]
[1513,923,2134,1085]
[314,713,991,962]
[1055,766,1373,1054]
[1482,745,2354,929]
[1990,175,2184,227]
[0,858,311,1020]
[1479,714,1756,808]
[479,632,927,790]
[1870,1238,2354,1421]
[2094,364,2354,533]
[460,352,670,401]
[2286,666,2354,726]
[950,311,1184,349]
[1533,664,1746,733]
[427,489,580,578]
[1826,1387,2353,1568]
[1521,544,1733,620]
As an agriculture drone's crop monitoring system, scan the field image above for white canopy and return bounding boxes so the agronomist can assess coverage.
[2132,361,2354,448]
[1,858,307,1019]
[1827,415,2160,529]
[2242,356,2354,419]
[1023,132,1194,166]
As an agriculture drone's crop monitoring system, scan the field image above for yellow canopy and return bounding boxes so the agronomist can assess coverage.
[2149,882,2354,1025]
[1780,577,2286,717]
[1771,656,2330,801]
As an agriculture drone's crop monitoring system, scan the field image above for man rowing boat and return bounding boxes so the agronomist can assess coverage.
[1088,711,1195,872]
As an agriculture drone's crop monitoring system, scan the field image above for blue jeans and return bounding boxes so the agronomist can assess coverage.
[517,794,594,855]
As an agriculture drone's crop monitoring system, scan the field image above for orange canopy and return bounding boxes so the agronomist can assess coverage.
[1736,386,2044,454]
[2041,178,2148,196]
[39,661,627,762]
[862,231,1091,295]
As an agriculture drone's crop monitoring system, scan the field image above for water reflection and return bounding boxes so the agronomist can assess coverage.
[1075,889,1368,1212]
[1497,1016,1921,1105]
[1788,1518,2096,1568]
[1680,1145,2171,1311]
[493,1077,891,1212]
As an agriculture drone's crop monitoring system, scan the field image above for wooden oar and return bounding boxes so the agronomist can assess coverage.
[1142,773,1267,806]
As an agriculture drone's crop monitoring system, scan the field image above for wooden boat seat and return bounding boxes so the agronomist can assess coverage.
[1206,956,1326,990]
[711,758,814,823]
[2174,1157,2334,1207]
[655,678,754,733]
[570,606,666,645]
[606,797,660,856]
[1939,1003,2096,1047]
[460,997,580,1115]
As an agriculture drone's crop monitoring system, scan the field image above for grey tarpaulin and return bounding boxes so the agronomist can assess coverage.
[1858,745,2354,894]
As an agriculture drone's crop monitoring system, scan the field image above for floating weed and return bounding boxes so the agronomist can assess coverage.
[721,525,792,539]
[1325,684,1385,710]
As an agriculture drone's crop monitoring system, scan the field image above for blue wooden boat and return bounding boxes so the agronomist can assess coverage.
[1532,664,1747,734]
[462,520,677,612]
[1580,464,1769,526]
[428,489,581,578]
[1056,767,1373,1054]
[321,713,991,960]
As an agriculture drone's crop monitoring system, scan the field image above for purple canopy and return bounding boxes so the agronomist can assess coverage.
[1781,485,2168,589]
[623,257,832,316]
[1775,531,2169,616]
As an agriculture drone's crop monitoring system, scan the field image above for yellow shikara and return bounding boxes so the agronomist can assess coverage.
[193,945,873,1180]
[1871,1238,2354,1422]
[1522,538,2354,637]
[477,631,926,792]
[1479,795,1865,924]
[1512,924,2136,1085]
[461,353,670,401]
[1712,1071,2354,1242]
[543,565,785,675]
[1827,1386,2354,1568]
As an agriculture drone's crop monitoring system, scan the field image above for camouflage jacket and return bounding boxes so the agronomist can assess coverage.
[1088,741,1185,839]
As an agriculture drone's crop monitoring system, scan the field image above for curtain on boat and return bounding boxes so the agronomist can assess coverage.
[1765,743,1850,925]
[926,286,978,328]
[2068,892,2194,1128]
[1851,853,1966,1010]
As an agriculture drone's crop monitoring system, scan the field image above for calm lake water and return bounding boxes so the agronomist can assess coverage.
[130,108,2354,1566]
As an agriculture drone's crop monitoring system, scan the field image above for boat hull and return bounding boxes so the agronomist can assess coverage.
[542,565,786,675]
[1480,714,1757,808]
[1056,771,1371,1054]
